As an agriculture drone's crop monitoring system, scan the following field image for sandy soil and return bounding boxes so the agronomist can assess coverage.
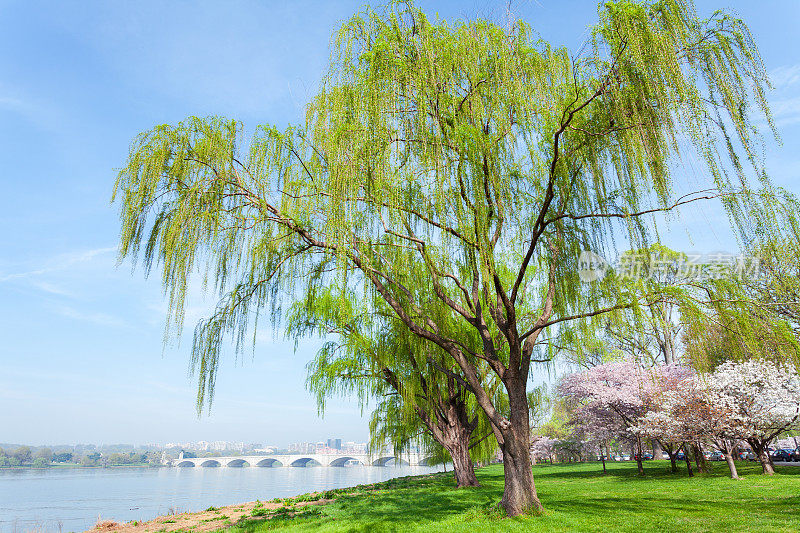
[87,497,332,533]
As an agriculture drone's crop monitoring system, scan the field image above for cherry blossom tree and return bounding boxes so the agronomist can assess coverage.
[567,400,626,473]
[636,360,800,477]
[707,360,800,475]
[530,436,557,464]
[559,361,691,475]
[635,373,739,478]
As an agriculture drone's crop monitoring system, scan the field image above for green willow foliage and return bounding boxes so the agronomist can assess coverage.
[683,232,800,371]
[114,0,773,407]
[114,0,777,513]
[290,288,500,464]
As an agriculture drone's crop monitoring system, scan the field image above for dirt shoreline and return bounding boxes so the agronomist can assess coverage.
[87,496,332,533]
[84,472,447,532]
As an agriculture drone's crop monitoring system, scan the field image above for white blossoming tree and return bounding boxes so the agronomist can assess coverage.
[636,373,739,478]
[707,360,800,475]
[638,360,800,477]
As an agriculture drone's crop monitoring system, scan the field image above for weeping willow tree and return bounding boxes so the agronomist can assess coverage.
[680,191,800,371]
[568,245,689,367]
[682,244,800,371]
[114,0,776,515]
[290,288,500,487]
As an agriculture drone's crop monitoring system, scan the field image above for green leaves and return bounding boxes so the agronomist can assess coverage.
[113,1,780,431]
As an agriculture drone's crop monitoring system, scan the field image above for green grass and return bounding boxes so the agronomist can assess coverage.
[220,461,800,532]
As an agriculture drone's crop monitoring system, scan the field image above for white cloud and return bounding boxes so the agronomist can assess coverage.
[0,94,26,110]
[770,64,800,90]
[0,246,117,283]
[770,96,800,128]
[52,304,128,328]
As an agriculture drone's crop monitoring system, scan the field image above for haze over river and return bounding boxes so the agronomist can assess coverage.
[0,465,442,532]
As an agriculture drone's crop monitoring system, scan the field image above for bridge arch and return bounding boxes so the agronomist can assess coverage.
[328,456,365,467]
[371,456,409,466]
[200,459,222,467]
[177,460,196,467]
[255,458,283,467]
[225,459,250,467]
[289,457,321,467]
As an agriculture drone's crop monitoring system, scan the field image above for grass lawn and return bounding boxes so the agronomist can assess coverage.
[222,460,800,532]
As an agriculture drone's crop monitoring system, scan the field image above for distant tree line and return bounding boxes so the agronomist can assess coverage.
[0,446,162,468]
[0,446,51,467]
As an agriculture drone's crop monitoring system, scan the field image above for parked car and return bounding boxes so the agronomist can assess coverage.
[738,450,755,461]
[676,451,685,460]
[709,451,725,461]
[661,452,670,460]
[633,452,654,461]
[771,449,795,462]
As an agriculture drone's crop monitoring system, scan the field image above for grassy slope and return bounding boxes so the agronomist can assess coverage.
[225,461,800,532]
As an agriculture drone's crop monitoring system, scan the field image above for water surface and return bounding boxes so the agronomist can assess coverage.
[0,465,442,532]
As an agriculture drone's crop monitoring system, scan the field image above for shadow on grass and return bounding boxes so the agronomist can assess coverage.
[532,460,800,484]
[227,463,800,532]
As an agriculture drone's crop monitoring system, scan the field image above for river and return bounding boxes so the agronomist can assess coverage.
[0,465,442,532]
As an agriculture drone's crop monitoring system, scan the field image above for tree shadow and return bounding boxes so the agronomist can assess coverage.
[228,464,800,532]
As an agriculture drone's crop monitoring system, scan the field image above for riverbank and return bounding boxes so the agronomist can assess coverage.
[89,461,800,532]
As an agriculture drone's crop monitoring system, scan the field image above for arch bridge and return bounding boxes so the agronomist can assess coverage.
[171,452,430,468]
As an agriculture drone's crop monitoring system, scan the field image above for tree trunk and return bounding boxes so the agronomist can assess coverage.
[413,392,480,488]
[500,433,542,516]
[748,439,775,475]
[682,445,694,477]
[635,437,644,476]
[652,439,662,462]
[724,452,739,479]
[498,383,543,516]
[446,437,480,488]
[758,449,775,474]
[600,446,607,474]
[663,442,678,473]
[694,442,709,473]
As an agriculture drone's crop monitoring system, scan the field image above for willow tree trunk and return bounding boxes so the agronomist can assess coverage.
[445,436,480,488]
[498,381,543,516]
[414,395,479,488]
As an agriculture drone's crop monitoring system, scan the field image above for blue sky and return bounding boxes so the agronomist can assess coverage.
[1,0,798,447]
